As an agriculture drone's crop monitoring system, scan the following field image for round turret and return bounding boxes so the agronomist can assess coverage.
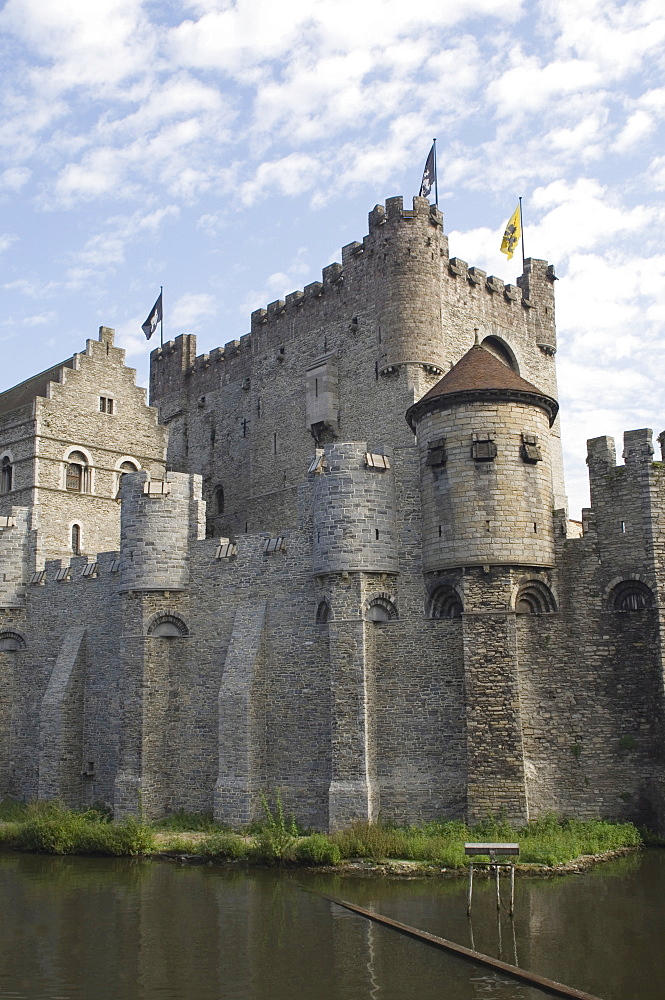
[371,196,447,376]
[119,471,203,591]
[311,442,397,575]
[406,345,558,572]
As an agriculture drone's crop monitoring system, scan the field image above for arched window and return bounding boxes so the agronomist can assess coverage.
[365,596,398,623]
[117,460,139,496]
[66,450,89,492]
[0,631,26,651]
[71,523,81,555]
[515,581,557,614]
[429,585,463,619]
[147,613,189,638]
[214,485,224,516]
[1,456,12,494]
[481,336,519,373]
[610,580,653,612]
[316,600,331,624]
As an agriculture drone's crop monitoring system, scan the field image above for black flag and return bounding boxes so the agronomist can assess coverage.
[142,292,162,340]
[419,143,436,200]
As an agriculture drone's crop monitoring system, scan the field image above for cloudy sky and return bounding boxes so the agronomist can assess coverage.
[1,0,663,515]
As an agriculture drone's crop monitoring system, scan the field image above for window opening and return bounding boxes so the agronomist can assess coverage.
[66,451,88,492]
[1,457,12,494]
[71,523,81,555]
[515,581,557,614]
[99,396,114,414]
[429,586,463,619]
[611,581,653,612]
[316,600,331,624]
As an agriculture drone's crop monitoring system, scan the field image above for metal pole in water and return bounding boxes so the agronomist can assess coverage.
[305,889,608,1000]
[495,862,501,911]
[467,861,474,915]
[510,863,516,916]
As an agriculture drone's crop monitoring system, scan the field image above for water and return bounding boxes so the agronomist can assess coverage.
[0,850,662,1000]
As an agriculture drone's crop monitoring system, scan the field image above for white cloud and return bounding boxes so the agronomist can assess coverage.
[240,153,323,205]
[529,178,654,259]
[0,167,31,191]
[171,291,217,330]
[0,0,154,92]
[614,110,654,153]
[22,311,55,326]
[0,233,18,252]
[548,0,665,78]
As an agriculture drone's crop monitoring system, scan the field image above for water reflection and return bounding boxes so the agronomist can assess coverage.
[0,851,661,1000]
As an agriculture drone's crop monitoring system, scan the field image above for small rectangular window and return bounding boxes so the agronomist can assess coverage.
[426,437,446,467]
[521,432,542,463]
[99,396,114,414]
[365,452,391,469]
[471,440,497,461]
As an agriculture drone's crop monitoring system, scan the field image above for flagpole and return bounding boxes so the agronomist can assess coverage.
[433,138,438,208]
[160,285,163,348]
[518,197,525,272]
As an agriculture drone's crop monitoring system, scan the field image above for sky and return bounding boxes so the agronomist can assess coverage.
[0,0,664,517]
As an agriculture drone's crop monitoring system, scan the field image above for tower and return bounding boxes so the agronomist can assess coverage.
[407,344,559,823]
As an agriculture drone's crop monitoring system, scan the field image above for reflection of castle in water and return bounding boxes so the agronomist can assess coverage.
[0,195,664,831]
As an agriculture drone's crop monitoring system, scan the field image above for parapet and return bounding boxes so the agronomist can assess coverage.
[149,333,198,404]
[623,428,654,467]
[587,435,617,471]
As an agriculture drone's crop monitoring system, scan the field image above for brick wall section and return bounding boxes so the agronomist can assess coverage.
[0,508,31,606]
[312,442,398,574]
[38,626,87,805]
[215,600,267,826]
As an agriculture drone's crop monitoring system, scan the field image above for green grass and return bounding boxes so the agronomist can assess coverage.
[327,814,641,868]
[0,799,643,867]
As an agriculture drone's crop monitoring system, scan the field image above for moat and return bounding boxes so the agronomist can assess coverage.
[2,850,663,999]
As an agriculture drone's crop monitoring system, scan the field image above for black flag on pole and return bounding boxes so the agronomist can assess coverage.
[142,292,162,340]
[419,143,436,200]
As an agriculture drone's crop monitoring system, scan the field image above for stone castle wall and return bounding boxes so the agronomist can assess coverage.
[0,197,663,831]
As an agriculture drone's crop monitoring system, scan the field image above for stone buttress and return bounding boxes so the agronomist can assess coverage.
[311,441,398,829]
[114,470,205,818]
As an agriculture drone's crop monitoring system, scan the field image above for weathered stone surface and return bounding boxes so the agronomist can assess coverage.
[0,197,663,831]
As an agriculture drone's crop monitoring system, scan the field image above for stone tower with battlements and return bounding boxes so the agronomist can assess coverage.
[0,195,663,831]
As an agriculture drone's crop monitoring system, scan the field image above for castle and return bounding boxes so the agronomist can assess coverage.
[1,195,663,831]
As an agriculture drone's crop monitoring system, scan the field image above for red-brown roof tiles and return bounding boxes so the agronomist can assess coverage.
[406,344,558,429]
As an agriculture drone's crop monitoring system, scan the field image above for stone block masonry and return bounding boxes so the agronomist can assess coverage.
[0,195,664,831]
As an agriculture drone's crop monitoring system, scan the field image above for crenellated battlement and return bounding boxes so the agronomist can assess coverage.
[149,195,559,413]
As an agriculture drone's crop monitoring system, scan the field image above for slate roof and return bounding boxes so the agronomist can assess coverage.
[406,344,558,429]
[0,358,75,417]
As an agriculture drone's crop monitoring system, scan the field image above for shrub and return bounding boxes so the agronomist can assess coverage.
[250,792,298,864]
[294,834,341,865]
[198,832,249,860]
[9,803,154,856]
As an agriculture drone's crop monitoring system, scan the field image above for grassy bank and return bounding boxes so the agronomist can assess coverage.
[0,800,643,868]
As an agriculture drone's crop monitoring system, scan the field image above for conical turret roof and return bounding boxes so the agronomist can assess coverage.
[406,344,558,430]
